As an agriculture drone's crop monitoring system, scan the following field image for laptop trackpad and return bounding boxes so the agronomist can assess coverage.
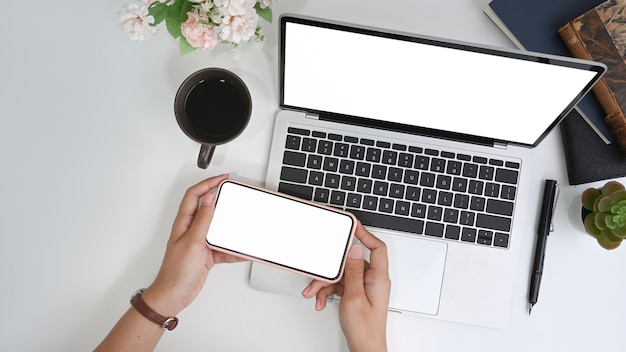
[377,232,447,316]
[249,232,447,316]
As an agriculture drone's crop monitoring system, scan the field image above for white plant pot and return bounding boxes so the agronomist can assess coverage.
[568,195,589,234]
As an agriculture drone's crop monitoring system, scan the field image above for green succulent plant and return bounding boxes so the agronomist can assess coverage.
[581,181,626,250]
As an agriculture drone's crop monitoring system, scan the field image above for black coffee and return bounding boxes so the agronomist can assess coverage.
[185,78,249,142]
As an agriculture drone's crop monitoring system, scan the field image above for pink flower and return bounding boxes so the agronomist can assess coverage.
[218,8,258,43]
[181,9,220,50]
[118,4,157,41]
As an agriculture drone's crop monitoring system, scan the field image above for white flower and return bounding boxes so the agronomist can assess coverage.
[139,0,167,4]
[118,4,157,41]
[218,9,258,43]
[257,0,277,9]
[214,0,255,17]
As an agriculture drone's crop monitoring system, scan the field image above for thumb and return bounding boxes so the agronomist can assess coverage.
[342,245,366,298]
[187,193,216,241]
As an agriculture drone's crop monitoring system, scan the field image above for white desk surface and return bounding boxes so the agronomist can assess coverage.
[1,0,625,351]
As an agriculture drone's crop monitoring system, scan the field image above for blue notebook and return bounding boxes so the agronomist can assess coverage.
[485,0,610,143]
[485,0,626,185]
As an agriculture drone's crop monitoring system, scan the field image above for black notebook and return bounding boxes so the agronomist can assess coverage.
[485,0,626,185]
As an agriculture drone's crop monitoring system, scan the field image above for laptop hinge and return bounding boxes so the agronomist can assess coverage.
[493,142,508,150]
[305,112,320,120]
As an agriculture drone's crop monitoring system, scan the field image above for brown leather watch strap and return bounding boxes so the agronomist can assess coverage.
[130,289,178,331]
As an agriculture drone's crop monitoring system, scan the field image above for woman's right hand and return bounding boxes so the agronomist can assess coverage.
[302,222,391,352]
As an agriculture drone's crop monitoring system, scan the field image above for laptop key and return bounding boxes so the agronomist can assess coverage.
[334,143,350,157]
[350,145,366,160]
[476,213,511,232]
[494,232,510,248]
[324,173,340,188]
[372,164,387,179]
[301,138,317,152]
[495,168,519,184]
[287,127,310,136]
[307,155,322,169]
[357,178,373,193]
[395,201,410,215]
[387,167,403,182]
[461,228,477,243]
[425,222,444,237]
[285,135,301,150]
[486,199,514,216]
[379,198,394,213]
[280,166,307,183]
[308,171,324,186]
[355,162,371,177]
[477,230,493,245]
[382,150,398,165]
[349,209,424,235]
[366,148,381,162]
[283,151,306,167]
[362,196,378,210]
[317,140,333,155]
[346,193,362,208]
[430,158,446,173]
[278,182,313,200]
[445,225,461,240]
[314,188,330,203]
[330,190,346,206]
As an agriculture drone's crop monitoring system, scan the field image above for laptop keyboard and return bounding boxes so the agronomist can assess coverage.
[277,126,520,249]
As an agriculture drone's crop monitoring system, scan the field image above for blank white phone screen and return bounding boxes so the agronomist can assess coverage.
[206,181,355,281]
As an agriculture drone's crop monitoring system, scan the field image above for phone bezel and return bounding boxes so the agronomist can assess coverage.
[206,180,357,283]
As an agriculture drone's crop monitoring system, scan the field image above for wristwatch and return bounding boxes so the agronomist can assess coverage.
[130,288,179,331]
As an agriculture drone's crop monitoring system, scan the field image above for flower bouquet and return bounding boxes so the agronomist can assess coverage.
[118,0,276,56]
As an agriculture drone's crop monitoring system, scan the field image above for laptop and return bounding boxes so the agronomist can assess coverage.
[250,14,605,328]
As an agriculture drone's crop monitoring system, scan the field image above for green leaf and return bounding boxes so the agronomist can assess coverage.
[166,0,194,39]
[179,36,195,55]
[584,213,602,237]
[582,188,601,211]
[149,1,169,26]
[255,3,273,23]
[597,230,622,250]
[601,181,625,196]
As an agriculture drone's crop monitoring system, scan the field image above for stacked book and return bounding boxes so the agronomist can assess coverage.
[484,0,626,185]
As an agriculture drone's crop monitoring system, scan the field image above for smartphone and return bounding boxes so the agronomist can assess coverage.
[206,180,357,283]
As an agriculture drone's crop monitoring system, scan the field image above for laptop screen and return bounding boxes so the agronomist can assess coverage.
[280,16,605,147]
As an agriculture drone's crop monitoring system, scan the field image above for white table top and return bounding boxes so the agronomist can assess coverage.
[1,0,625,351]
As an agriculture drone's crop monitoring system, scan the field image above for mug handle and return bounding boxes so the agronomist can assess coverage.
[198,144,215,169]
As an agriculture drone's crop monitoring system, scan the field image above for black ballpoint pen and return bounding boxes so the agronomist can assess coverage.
[528,179,559,314]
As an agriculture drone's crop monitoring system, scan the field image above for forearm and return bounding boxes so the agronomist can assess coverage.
[94,307,165,352]
[94,288,180,352]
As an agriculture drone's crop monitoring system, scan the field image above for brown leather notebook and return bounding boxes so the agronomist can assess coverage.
[559,0,626,157]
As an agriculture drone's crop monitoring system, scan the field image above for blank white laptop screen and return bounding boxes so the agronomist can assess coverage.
[282,21,602,146]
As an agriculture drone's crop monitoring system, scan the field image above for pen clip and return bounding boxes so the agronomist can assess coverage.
[549,183,560,232]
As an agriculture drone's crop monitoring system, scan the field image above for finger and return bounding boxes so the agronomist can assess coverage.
[171,174,228,241]
[212,251,248,264]
[184,191,218,242]
[301,279,331,299]
[314,284,339,311]
[354,223,389,273]
[342,244,366,299]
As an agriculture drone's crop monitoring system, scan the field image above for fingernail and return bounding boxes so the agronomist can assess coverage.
[315,297,323,311]
[349,245,363,259]
[301,286,311,297]
[202,193,214,206]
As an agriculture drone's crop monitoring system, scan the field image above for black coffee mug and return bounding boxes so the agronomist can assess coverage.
[175,68,252,169]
